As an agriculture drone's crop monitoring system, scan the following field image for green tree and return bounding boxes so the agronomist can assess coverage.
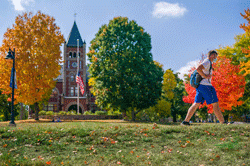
[170,72,190,122]
[160,69,190,122]
[162,69,177,100]
[87,17,163,121]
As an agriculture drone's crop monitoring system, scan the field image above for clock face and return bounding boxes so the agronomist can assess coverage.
[72,62,77,68]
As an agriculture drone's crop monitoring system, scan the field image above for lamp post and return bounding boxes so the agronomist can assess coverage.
[5,48,16,127]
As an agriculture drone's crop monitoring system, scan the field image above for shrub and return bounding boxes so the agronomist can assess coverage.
[0,115,4,121]
[39,110,47,115]
[46,111,54,116]
[107,110,121,116]
[58,111,67,115]
[95,111,107,115]
[84,111,93,115]
[67,110,76,115]
[113,110,121,116]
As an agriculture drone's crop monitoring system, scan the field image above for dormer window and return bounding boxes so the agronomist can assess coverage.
[69,52,72,58]
[73,52,76,58]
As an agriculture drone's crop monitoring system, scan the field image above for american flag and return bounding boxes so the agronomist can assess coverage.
[76,72,85,95]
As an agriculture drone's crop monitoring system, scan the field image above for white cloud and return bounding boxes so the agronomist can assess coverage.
[10,0,34,11]
[152,2,187,18]
[176,60,200,81]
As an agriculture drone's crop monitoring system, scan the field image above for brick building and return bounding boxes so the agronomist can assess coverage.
[43,21,97,113]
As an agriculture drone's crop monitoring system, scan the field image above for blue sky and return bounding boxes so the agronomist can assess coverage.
[1,0,249,79]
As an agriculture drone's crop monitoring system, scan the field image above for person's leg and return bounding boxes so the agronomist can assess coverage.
[184,103,201,122]
[212,102,225,124]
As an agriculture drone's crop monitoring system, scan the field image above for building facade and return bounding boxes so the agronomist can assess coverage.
[43,21,96,113]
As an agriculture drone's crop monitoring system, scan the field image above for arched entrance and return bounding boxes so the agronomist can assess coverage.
[68,104,83,114]
[65,101,84,114]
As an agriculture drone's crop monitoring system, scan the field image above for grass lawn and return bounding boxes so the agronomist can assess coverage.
[0,120,249,166]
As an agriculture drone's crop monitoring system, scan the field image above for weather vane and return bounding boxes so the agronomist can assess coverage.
[74,13,77,21]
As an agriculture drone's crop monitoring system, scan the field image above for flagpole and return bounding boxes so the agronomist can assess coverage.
[77,39,79,114]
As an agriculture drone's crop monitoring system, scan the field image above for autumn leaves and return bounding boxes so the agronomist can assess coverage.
[0,11,64,106]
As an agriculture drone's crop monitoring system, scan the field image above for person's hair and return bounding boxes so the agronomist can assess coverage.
[208,50,218,57]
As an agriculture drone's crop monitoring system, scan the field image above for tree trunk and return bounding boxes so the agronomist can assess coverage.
[20,103,24,120]
[34,102,39,120]
[224,114,229,122]
[4,108,10,121]
[131,108,136,121]
[172,109,177,122]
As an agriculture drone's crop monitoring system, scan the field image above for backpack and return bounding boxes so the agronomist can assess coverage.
[190,60,212,89]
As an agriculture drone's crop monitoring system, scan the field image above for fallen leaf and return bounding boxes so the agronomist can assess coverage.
[220,138,226,141]
[46,161,51,165]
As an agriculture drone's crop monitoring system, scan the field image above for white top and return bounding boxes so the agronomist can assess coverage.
[200,58,212,86]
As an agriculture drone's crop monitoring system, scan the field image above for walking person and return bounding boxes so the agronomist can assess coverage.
[181,50,225,125]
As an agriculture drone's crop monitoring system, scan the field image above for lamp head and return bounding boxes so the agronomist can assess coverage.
[5,49,14,59]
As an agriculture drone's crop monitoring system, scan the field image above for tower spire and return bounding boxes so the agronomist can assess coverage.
[66,21,83,47]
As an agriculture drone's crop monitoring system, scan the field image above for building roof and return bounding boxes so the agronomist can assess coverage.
[66,21,85,47]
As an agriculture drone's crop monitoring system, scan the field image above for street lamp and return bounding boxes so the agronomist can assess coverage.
[5,48,16,127]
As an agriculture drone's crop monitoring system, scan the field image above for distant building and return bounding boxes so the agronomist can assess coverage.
[43,21,97,113]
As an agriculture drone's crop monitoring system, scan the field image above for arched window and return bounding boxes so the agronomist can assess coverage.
[70,74,74,81]
[78,52,80,57]
[73,52,76,58]
[69,52,72,58]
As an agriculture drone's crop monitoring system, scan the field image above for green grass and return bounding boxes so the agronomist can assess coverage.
[0,121,249,166]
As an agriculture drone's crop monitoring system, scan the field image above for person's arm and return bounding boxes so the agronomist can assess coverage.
[196,64,211,79]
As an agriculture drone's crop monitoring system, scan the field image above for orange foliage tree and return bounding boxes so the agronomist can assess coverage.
[183,56,246,114]
[240,8,250,76]
[0,11,64,120]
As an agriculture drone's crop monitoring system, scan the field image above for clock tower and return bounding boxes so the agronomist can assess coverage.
[62,21,87,112]
[41,21,97,114]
